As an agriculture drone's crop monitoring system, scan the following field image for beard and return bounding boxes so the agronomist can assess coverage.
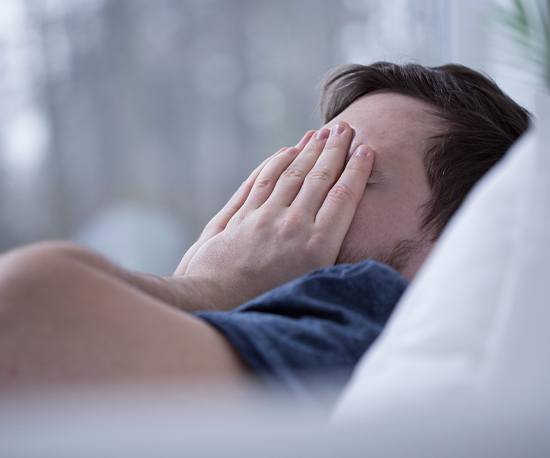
[336,238,421,274]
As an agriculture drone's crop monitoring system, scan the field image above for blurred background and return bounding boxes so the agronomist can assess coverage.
[0,0,545,274]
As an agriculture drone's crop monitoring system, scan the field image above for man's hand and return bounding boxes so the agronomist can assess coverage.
[175,122,374,310]
[175,130,316,276]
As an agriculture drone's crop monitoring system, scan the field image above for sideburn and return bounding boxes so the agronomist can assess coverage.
[336,238,421,275]
[379,239,424,274]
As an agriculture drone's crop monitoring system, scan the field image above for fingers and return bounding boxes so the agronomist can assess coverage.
[200,130,316,237]
[176,154,273,274]
[241,147,300,209]
[199,154,274,239]
[176,130,317,275]
[219,130,315,213]
[295,130,316,150]
[315,144,374,239]
[266,128,332,206]
[291,122,355,215]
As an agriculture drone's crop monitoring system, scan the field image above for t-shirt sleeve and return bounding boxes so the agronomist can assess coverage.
[194,260,408,397]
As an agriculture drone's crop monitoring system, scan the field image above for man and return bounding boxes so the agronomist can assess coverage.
[0,62,529,395]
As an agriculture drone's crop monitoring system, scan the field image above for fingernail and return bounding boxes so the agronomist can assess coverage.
[332,123,346,135]
[295,130,314,148]
[354,145,371,158]
[315,128,330,140]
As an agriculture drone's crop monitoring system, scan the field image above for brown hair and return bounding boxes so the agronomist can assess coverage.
[321,62,531,239]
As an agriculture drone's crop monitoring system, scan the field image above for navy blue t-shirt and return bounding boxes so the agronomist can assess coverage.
[194,260,408,398]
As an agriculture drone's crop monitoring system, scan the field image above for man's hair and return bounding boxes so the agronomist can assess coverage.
[320,61,531,239]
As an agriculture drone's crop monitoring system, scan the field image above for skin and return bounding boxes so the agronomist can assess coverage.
[177,122,375,308]
[180,92,441,289]
[0,92,442,391]
[328,92,442,278]
[0,122,374,391]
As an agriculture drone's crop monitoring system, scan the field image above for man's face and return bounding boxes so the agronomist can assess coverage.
[323,92,442,278]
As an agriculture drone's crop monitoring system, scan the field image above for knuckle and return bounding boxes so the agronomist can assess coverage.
[255,177,275,189]
[274,147,298,159]
[226,210,245,228]
[307,167,333,182]
[253,208,276,230]
[327,183,355,203]
[282,168,306,180]
[284,147,299,156]
[252,217,269,233]
[277,219,298,239]
[277,214,302,238]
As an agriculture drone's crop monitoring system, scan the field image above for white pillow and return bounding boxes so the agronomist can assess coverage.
[332,93,550,454]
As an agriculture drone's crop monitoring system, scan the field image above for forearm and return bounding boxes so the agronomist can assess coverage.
[122,271,223,312]
[31,241,222,312]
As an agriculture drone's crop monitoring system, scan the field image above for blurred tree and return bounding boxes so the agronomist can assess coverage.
[495,0,550,91]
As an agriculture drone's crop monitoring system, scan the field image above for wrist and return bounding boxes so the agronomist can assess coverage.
[164,275,232,312]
